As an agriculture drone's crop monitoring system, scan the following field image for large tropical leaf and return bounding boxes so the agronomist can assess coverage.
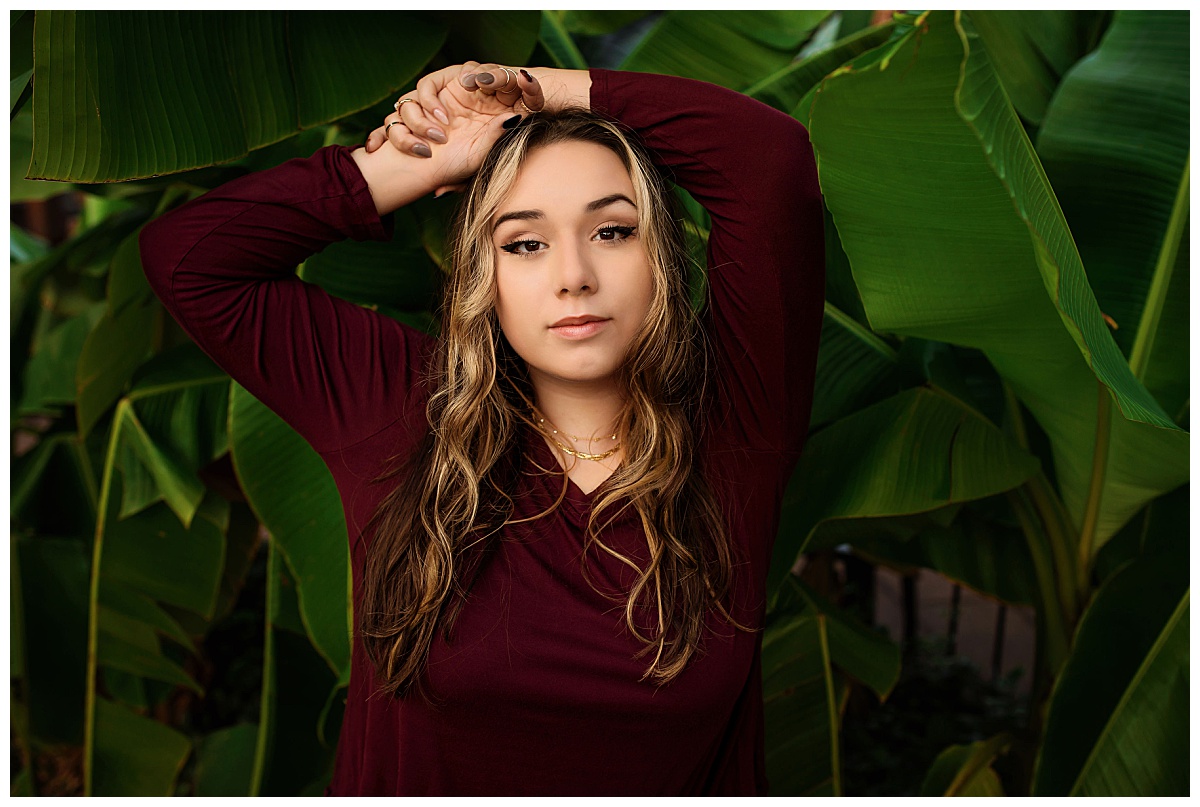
[769,385,1040,601]
[299,207,438,312]
[775,577,901,700]
[537,11,588,71]
[806,11,1188,551]
[1069,593,1189,796]
[621,11,831,90]
[762,613,840,796]
[968,10,1103,126]
[1035,11,1190,423]
[229,383,350,680]
[82,350,233,794]
[250,541,342,796]
[1032,550,1189,795]
[29,11,448,181]
[919,734,1011,796]
[745,19,894,114]
[12,536,90,746]
[90,696,191,796]
[808,301,899,430]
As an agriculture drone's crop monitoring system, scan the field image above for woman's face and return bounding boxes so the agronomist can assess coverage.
[491,140,654,391]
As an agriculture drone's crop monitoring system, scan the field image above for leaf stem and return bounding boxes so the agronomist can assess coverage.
[1075,379,1113,599]
[1006,487,1068,674]
[82,400,127,795]
[1128,154,1189,381]
[1001,381,1079,622]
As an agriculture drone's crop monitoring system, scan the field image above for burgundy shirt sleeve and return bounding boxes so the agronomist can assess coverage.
[139,145,433,453]
[589,69,825,462]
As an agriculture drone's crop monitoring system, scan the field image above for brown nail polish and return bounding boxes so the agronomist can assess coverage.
[413,143,432,158]
[520,69,534,83]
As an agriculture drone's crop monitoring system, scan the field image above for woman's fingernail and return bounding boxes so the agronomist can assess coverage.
[433,190,444,199]
[462,74,477,88]
[476,72,494,85]
[427,128,447,143]
[502,115,521,130]
[434,109,450,126]
[413,143,432,158]
[520,69,534,83]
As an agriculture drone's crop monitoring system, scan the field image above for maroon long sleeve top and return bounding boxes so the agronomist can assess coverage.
[140,68,824,796]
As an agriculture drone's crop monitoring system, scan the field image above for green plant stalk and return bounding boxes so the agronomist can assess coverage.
[1001,381,1079,621]
[248,539,277,796]
[1075,380,1113,599]
[1006,487,1069,675]
[1128,154,1189,381]
[82,400,128,796]
[816,616,842,797]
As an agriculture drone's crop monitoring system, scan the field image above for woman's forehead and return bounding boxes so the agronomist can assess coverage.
[495,142,636,224]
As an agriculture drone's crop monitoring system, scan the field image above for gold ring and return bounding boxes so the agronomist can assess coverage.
[497,67,520,91]
[384,120,402,137]
[394,97,417,113]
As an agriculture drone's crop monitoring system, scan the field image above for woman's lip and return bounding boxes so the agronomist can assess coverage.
[549,319,610,339]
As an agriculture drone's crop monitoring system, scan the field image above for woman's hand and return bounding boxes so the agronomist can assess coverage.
[363,62,546,196]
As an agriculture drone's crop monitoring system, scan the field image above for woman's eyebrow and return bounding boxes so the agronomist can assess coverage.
[494,194,637,229]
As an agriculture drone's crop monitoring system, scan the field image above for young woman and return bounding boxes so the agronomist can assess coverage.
[140,61,825,796]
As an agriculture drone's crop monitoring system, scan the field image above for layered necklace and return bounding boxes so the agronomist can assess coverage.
[534,409,621,462]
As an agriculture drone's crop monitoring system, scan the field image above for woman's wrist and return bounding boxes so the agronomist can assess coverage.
[527,67,592,114]
[350,142,440,216]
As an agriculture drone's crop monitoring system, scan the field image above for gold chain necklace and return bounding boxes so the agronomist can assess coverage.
[535,414,621,462]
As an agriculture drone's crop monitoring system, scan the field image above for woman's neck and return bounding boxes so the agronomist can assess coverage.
[530,373,625,441]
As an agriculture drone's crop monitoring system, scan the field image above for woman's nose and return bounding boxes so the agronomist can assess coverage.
[554,244,598,296]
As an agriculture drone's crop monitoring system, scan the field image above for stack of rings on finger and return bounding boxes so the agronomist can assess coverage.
[497,67,520,94]
[387,98,417,138]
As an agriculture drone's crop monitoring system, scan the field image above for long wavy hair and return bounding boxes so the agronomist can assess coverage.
[358,108,752,701]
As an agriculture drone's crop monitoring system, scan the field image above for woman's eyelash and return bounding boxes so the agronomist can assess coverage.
[499,225,637,257]
[597,225,637,241]
[500,239,543,256]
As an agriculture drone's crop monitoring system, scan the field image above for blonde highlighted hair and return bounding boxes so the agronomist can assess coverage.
[359,108,752,701]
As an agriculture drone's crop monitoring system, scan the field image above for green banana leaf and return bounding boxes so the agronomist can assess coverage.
[770,385,1040,602]
[12,536,90,747]
[82,351,234,794]
[919,734,1011,796]
[968,11,1100,127]
[91,695,191,796]
[251,540,342,796]
[1070,593,1188,796]
[229,384,351,681]
[1034,11,1190,424]
[621,11,831,90]
[538,11,588,71]
[776,577,901,700]
[806,11,1188,551]
[745,19,893,114]
[1033,550,1189,795]
[560,10,651,36]
[194,723,258,797]
[762,612,840,795]
[299,208,438,312]
[809,301,899,430]
[29,11,448,182]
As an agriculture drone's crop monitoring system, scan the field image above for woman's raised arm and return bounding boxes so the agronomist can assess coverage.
[587,68,825,462]
[139,143,439,455]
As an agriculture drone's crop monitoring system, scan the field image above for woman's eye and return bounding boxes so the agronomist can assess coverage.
[596,225,636,242]
[501,239,544,256]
